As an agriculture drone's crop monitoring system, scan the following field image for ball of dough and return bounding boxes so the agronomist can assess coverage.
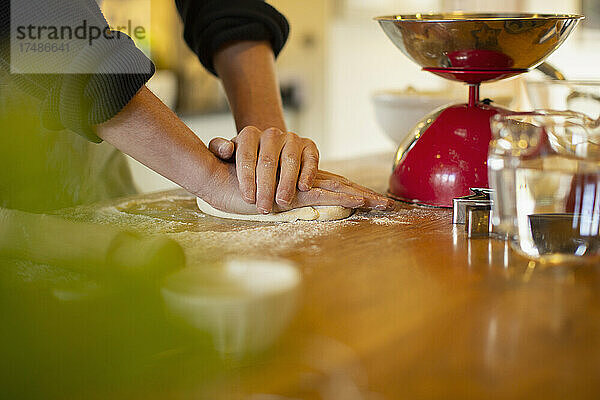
[196,198,353,222]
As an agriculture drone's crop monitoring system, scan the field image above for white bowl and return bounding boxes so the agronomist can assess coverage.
[372,88,456,144]
[161,258,301,356]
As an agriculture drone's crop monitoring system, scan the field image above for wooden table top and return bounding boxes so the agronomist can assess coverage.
[6,154,600,399]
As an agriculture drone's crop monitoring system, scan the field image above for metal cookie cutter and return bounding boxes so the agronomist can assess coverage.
[453,188,494,238]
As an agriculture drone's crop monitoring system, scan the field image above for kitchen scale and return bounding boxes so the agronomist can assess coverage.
[375,13,584,207]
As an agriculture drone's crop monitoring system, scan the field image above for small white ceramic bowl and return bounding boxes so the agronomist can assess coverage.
[161,258,301,356]
[372,88,457,144]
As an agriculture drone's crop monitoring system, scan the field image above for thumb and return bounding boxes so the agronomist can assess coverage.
[208,137,235,160]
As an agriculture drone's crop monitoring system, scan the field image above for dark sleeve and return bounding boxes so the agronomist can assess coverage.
[175,0,289,76]
[0,0,155,143]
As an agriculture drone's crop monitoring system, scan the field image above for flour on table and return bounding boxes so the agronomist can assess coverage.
[85,195,354,265]
[80,194,432,267]
[349,209,412,226]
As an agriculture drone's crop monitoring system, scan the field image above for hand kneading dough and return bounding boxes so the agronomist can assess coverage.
[196,198,353,222]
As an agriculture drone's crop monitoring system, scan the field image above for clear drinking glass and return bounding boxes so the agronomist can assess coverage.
[488,111,600,264]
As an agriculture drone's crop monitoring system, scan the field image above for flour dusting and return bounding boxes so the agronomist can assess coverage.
[350,210,411,226]
[82,193,433,266]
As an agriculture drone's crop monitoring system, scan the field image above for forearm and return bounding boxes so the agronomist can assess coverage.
[214,40,286,132]
[95,86,217,198]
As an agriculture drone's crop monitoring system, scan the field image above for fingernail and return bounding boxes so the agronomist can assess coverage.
[354,197,366,206]
[219,142,231,154]
[374,200,394,211]
[276,192,291,206]
[243,192,256,203]
[257,204,271,214]
[298,182,310,191]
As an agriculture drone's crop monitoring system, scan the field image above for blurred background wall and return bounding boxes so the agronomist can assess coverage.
[102,0,600,192]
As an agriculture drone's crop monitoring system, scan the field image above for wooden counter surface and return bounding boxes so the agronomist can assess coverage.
[9,154,600,399]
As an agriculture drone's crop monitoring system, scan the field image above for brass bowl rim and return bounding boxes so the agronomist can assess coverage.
[374,12,585,22]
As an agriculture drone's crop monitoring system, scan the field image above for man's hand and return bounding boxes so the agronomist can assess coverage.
[96,87,394,215]
[208,126,320,213]
[209,129,394,213]
[202,159,393,215]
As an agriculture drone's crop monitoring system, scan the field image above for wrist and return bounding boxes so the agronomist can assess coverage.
[185,154,225,201]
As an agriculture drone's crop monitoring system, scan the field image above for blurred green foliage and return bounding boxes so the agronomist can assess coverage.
[0,257,223,399]
[0,71,136,213]
[0,72,225,399]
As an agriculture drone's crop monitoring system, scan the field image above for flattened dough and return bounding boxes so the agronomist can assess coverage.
[196,198,353,222]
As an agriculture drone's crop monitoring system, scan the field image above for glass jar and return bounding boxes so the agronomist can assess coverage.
[489,111,600,264]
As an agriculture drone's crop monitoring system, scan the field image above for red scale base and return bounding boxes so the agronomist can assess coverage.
[388,73,515,207]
